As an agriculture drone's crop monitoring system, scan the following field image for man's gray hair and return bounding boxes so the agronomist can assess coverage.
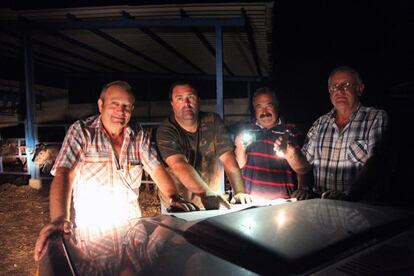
[252,87,279,109]
[328,66,363,85]
[99,80,135,103]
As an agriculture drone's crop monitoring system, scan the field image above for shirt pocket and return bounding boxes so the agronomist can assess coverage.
[81,151,109,185]
[128,159,143,187]
[347,140,368,164]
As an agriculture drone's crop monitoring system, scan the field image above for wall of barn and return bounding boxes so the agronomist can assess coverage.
[1,79,250,126]
[0,79,69,126]
[67,98,251,126]
[1,79,251,138]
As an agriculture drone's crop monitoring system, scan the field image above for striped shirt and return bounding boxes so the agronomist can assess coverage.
[51,115,160,273]
[302,104,389,195]
[240,121,300,200]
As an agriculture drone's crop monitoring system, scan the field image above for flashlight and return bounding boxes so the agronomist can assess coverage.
[241,131,256,146]
[274,129,291,157]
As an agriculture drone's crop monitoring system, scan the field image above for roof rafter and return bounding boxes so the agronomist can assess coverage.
[66,13,176,74]
[122,11,206,74]
[16,17,149,73]
[3,19,118,71]
[241,8,263,80]
[1,34,90,71]
[3,17,246,30]
[180,9,234,76]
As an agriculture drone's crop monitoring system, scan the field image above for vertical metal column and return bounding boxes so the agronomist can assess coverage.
[247,81,252,121]
[23,33,39,181]
[215,25,225,193]
[215,25,224,118]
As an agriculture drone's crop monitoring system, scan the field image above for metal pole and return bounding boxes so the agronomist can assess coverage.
[23,32,39,181]
[215,25,224,118]
[215,25,225,194]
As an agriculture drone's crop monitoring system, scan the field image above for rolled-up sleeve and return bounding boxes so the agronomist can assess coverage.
[51,122,84,175]
[138,130,161,174]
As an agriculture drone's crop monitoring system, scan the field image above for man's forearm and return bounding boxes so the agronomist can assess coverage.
[234,146,247,168]
[220,151,245,194]
[169,161,211,195]
[49,168,73,222]
[286,149,312,175]
[226,168,245,194]
[151,165,179,198]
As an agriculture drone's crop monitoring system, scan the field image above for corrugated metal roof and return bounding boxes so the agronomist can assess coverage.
[0,2,273,79]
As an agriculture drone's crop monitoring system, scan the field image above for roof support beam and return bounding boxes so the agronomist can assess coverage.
[215,25,225,194]
[241,8,263,80]
[67,13,176,74]
[4,17,246,30]
[47,29,148,73]
[0,26,115,71]
[22,32,39,180]
[0,48,79,72]
[34,40,113,71]
[215,25,224,119]
[65,72,261,82]
[13,14,149,73]
[122,11,205,74]
[2,40,91,72]
[180,9,234,76]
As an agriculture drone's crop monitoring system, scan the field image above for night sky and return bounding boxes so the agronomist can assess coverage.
[272,0,412,123]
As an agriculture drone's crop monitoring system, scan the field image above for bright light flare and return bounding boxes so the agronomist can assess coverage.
[275,150,286,158]
[275,211,287,227]
[242,132,254,145]
[76,184,133,232]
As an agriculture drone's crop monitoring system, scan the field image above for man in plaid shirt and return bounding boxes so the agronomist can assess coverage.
[300,66,389,200]
[34,81,197,274]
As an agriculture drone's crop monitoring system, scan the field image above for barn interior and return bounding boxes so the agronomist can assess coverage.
[1,1,413,275]
[1,1,274,184]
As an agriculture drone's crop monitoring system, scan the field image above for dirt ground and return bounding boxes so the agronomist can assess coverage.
[0,182,160,276]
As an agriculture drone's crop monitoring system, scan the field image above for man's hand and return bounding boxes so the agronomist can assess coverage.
[321,190,349,200]
[291,189,318,201]
[167,194,199,212]
[34,219,72,261]
[230,192,254,204]
[273,136,296,158]
[201,192,231,210]
[235,133,253,149]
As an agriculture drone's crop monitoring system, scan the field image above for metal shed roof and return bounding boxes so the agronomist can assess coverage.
[0,2,274,80]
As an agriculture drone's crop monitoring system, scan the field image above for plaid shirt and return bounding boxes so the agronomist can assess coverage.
[51,115,160,272]
[302,104,389,194]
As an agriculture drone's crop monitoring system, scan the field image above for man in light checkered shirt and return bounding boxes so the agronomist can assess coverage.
[300,66,389,200]
[34,80,197,274]
[277,66,389,201]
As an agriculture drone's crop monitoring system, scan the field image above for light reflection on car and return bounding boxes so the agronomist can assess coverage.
[38,199,414,275]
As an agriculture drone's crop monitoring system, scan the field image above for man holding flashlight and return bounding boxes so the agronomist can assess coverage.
[235,87,310,200]
[34,81,197,274]
[156,81,253,210]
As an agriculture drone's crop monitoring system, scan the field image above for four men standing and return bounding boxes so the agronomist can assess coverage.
[34,66,389,272]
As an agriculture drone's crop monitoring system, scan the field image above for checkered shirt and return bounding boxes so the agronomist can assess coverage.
[302,105,389,194]
[51,115,160,271]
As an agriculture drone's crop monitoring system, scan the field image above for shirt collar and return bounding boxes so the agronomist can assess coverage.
[329,103,362,122]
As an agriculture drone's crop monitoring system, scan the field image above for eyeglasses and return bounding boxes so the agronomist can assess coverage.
[328,82,356,93]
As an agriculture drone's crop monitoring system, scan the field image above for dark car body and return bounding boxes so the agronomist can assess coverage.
[39,199,414,275]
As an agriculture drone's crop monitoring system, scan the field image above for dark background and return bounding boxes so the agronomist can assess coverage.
[1,0,413,199]
[3,0,412,120]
